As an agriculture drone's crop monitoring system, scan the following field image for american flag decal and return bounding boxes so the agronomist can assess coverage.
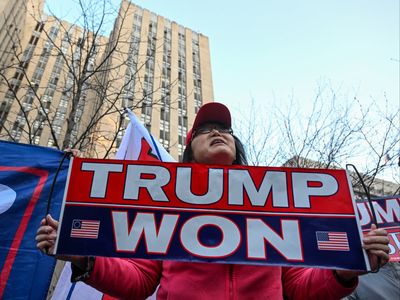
[316,231,350,251]
[70,219,100,239]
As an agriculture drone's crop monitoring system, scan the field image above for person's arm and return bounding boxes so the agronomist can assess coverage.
[282,267,357,300]
[36,214,162,299]
[282,224,390,300]
[334,224,390,282]
[83,257,162,300]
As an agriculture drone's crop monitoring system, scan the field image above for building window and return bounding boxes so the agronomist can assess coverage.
[159,138,169,149]
[159,129,170,141]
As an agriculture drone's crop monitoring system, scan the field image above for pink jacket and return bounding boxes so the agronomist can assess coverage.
[85,258,357,300]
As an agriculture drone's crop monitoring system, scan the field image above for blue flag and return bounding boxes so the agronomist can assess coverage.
[0,141,70,299]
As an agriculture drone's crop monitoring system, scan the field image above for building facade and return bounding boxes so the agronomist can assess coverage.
[0,0,108,150]
[92,0,214,159]
[0,0,33,74]
[0,0,214,161]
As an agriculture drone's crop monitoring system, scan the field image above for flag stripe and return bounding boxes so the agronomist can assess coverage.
[149,134,162,161]
[0,167,48,298]
[65,282,76,300]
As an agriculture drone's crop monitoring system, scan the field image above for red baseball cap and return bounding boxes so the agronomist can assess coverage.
[185,102,231,145]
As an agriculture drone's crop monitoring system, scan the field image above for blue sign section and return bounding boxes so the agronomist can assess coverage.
[57,205,367,270]
[0,141,70,300]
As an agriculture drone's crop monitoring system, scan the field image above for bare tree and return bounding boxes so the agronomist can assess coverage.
[234,84,399,195]
[233,97,280,166]
[348,96,400,196]
[0,0,177,158]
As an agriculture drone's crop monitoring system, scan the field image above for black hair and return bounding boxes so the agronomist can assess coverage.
[182,134,248,165]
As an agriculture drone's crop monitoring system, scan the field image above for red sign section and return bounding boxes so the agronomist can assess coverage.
[66,158,354,215]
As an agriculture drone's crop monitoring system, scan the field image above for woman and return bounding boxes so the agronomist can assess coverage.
[37,102,390,300]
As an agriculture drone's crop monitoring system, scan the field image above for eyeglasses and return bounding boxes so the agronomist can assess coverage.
[192,125,233,139]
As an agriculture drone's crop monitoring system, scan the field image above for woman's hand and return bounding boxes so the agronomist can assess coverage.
[334,224,390,283]
[64,148,81,157]
[362,224,390,270]
[36,214,87,268]
[36,214,59,255]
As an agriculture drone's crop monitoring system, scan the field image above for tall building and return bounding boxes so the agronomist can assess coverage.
[92,0,214,159]
[0,0,214,161]
[0,0,36,73]
[0,0,107,150]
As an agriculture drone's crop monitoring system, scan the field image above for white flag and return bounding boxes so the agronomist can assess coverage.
[115,108,174,162]
[51,109,174,299]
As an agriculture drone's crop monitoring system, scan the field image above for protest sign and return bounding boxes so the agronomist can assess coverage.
[356,196,400,262]
[55,158,369,270]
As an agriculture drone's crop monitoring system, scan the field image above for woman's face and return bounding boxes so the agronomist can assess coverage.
[190,123,236,165]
